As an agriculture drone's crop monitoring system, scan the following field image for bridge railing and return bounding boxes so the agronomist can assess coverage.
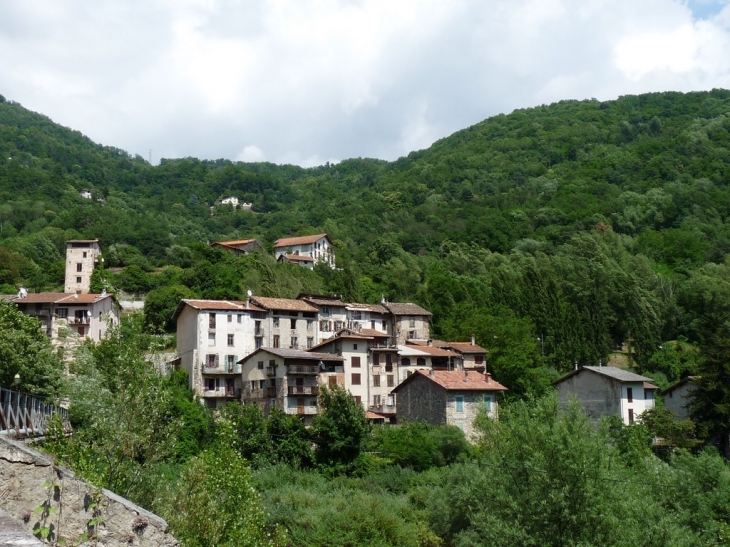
[0,386,71,438]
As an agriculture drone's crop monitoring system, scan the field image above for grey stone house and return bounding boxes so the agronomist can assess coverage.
[554,366,658,425]
[391,370,508,440]
[661,376,698,420]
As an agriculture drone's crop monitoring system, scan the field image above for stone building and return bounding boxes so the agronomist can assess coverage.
[392,369,507,440]
[64,239,102,294]
[553,366,658,425]
[383,302,432,344]
[661,376,698,420]
[209,238,263,256]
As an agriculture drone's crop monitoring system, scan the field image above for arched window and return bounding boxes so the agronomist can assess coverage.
[401,358,411,367]
[417,357,426,367]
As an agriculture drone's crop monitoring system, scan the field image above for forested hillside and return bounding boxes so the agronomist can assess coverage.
[2,89,730,393]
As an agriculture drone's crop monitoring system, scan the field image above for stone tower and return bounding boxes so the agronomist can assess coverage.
[64,239,101,294]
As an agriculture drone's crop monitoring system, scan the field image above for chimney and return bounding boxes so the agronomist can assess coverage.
[464,371,469,382]
[427,339,432,347]
[471,334,475,346]
[574,361,578,371]
[429,369,434,377]
[485,373,491,384]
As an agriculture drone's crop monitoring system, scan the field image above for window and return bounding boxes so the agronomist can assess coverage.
[307,320,313,331]
[373,395,381,406]
[484,395,492,412]
[77,326,85,336]
[208,333,215,346]
[237,314,243,323]
[257,361,264,370]
[334,321,343,330]
[56,308,68,319]
[628,408,634,424]
[387,375,394,387]
[273,335,280,348]
[273,317,280,328]
[290,336,298,348]
[353,343,358,350]
[627,387,633,403]
[76,263,83,272]
[321,306,331,317]
[227,334,234,346]
[209,313,216,329]
[417,357,426,367]
[401,358,411,367]
[255,320,262,335]
[290,318,297,329]
[227,314,232,323]
[355,396,361,404]
[255,338,263,349]
[307,337,313,349]
[76,277,82,283]
[455,396,464,413]
[409,318,415,328]
[259,379,265,389]
[351,373,361,385]
[371,321,375,329]
[82,252,87,258]
[352,356,361,368]
[207,378,217,391]
[226,355,236,369]
[207,354,218,368]
[251,381,256,390]
[351,310,362,320]
[475,355,484,365]
[373,375,380,387]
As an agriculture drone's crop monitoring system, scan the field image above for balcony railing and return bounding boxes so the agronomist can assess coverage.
[255,328,265,338]
[202,388,240,398]
[285,406,318,415]
[69,316,91,325]
[287,364,319,375]
[288,385,319,396]
[266,366,277,377]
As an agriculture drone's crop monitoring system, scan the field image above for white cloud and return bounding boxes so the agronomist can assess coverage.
[1,0,730,166]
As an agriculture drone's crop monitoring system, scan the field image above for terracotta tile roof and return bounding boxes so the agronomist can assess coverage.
[298,294,347,307]
[443,341,488,354]
[346,302,389,314]
[67,239,99,243]
[213,239,257,246]
[366,411,388,420]
[406,345,460,358]
[250,296,318,312]
[393,370,508,392]
[644,382,659,390]
[383,302,432,316]
[275,234,330,247]
[172,299,266,320]
[308,333,373,351]
[358,328,389,338]
[14,292,113,305]
[281,254,314,263]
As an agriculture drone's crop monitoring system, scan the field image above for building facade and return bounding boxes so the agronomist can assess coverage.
[64,239,102,294]
[274,234,335,269]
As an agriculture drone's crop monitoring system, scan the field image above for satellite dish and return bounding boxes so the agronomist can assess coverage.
[247,289,253,298]
[87,310,92,316]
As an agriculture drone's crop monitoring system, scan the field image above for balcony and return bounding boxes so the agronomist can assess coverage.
[69,316,92,325]
[287,364,319,375]
[203,388,241,398]
[254,328,265,338]
[266,366,277,377]
[288,385,319,396]
[285,406,318,416]
[370,404,397,415]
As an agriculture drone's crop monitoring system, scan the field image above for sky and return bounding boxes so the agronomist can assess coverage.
[1,0,730,167]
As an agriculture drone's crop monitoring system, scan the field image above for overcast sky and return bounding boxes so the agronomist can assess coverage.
[2,0,730,167]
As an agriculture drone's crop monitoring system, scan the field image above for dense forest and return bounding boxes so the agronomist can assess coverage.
[2,89,730,545]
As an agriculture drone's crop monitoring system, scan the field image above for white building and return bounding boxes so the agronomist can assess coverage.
[553,366,658,425]
[249,296,320,351]
[13,291,119,345]
[64,239,102,294]
[221,196,239,208]
[172,299,268,407]
[274,234,335,269]
[297,294,349,341]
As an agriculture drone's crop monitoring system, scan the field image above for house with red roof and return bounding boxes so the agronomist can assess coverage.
[274,234,335,269]
[392,370,508,439]
[209,238,263,257]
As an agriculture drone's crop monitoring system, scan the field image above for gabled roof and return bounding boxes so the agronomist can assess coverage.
[171,299,265,320]
[298,294,347,307]
[383,302,432,316]
[308,333,373,352]
[275,233,331,247]
[14,292,113,305]
[279,254,314,263]
[67,239,99,244]
[660,376,699,396]
[443,341,488,354]
[346,302,389,314]
[554,366,654,386]
[392,370,507,393]
[210,239,259,248]
[398,344,459,358]
[249,296,317,312]
[238,347,345,363]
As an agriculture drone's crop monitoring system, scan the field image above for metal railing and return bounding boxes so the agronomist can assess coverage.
[0,386,71,438]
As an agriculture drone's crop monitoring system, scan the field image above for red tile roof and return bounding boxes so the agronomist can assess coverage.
[281,254,314,263]
[403,343,460,358]
[275,234,330,247]
[14,292,113,305]
[384,302,432,316]
[394,370,508,392]
[443,341,488,354]
[250,296,318,312]
[172,299,266,320]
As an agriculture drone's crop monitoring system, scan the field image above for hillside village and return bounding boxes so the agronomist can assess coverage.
[4,237,668,439]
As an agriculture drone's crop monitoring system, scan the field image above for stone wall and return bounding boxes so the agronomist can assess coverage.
[395,374,446,425]
[0,436,178,546]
